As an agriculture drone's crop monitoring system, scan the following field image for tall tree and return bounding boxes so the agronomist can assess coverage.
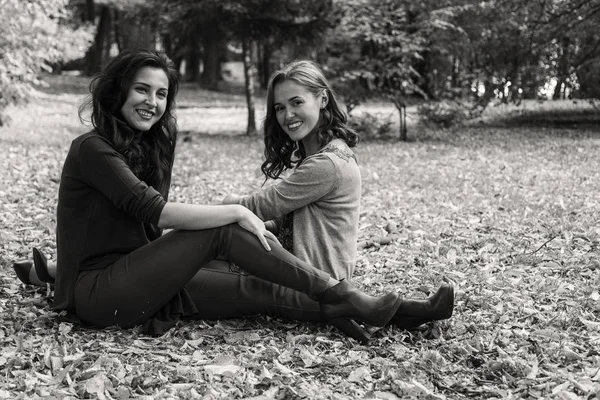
[219,0,336,135]
[84,5,113,75]
[242,39,257,135]
[326,0,435,140]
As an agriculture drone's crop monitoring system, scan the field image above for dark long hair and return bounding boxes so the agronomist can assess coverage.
[261,60,359,180]
[79,49,179,198]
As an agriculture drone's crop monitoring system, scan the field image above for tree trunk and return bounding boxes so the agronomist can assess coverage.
[83,0,95,22]
[258,39,273,89]
[451,53,459,89]
[242,39,257,136]
[200,21,223,89]
[185,48,201,82]
[553,36,570,100]
[116,11,156,50]
[415,48,432,99]
[392,95,407,141]
[84,5,112,76]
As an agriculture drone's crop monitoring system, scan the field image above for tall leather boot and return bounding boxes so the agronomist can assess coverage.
[389,285,454,329]
[319,280,402,327]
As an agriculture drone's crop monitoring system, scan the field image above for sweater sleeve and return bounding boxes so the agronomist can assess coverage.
[77,136,167,225]
[238,154,337,221]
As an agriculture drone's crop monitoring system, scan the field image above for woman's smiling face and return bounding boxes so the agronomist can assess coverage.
[273,80,325,143]
[120,67,169,132]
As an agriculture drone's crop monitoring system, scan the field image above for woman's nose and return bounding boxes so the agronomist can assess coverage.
[145,94,157,107]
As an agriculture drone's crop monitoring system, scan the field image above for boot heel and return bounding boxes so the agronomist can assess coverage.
[329,318,370,344]
[33,247,54,284]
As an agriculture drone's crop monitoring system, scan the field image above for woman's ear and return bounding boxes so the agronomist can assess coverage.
[320,90,329,109]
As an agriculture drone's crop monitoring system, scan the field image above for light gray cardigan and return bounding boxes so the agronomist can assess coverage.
[238,139,361,280]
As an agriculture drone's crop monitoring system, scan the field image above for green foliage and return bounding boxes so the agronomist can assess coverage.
[348,112,394,141]
[0,0,91,124]
[446,0,600,105]
[576,59,600,100]
[326,0,428,101]
[326,0,600,112]
[417,101,468,128]
[162,0,334,49]
[324,0,466,140]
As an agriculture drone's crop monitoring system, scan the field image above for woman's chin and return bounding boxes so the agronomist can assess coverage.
[132,121,155,132]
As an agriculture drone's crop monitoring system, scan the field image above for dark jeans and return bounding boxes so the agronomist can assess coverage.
[74,224,330,328]
[184,260,322,322]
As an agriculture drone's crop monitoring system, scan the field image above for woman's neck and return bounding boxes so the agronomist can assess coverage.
[301,129,322,157]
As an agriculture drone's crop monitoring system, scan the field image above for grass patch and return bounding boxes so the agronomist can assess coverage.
[475,99,600,128]
[1,84,600,398]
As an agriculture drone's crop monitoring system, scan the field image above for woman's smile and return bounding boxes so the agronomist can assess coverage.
[287,120,303,130]
[136,109,155,119]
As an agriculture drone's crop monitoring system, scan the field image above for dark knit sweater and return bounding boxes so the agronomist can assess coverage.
[53,132,167,312]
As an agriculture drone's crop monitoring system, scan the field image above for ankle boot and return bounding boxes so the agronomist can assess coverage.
[319,280,402,327]
[389,285,454,329]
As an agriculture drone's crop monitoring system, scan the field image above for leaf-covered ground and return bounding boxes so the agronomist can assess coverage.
[1,81,599,399]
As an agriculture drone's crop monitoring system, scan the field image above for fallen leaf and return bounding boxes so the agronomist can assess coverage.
[348,366,372,382]
[203,364,242,376]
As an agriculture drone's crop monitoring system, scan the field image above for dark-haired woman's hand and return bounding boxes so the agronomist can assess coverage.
[237,207,275,252]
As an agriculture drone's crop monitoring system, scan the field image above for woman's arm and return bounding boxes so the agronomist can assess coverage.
[231,155,338,221]
[158,202,275,251]
[223,196,280,234]
[78,137,275,251]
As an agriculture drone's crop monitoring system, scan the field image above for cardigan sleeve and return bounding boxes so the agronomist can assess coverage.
[238,154,337,221]
[77,136,167,225]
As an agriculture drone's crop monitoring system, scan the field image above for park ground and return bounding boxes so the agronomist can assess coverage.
[0,75,599,399]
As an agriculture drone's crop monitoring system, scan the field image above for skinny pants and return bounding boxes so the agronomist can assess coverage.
[184,260,323,322]
[74,224,330,329]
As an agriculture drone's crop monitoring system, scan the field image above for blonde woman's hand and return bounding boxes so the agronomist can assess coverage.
[237,207,277,251]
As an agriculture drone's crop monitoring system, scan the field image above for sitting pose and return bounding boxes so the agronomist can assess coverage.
[173,60,454,338]
[14,51,453,341]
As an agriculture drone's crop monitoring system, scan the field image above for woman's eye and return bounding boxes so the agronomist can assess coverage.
[293,100,303,106]
[135,87,146,93]
[157,92,167,99]
[275,106,284,112]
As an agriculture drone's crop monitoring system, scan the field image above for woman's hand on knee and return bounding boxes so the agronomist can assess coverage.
[237,208,273,252]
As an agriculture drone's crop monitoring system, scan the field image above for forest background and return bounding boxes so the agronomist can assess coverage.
[1,0,600,399]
